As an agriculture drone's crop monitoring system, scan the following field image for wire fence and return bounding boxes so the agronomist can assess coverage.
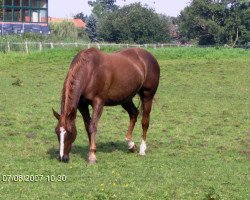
[0,41,248,53]
[0,42,183,53]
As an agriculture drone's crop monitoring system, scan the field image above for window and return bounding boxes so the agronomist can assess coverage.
[5,0,12,6]
[4,8,12,21]
[0,8,3,21]
[32,0,38,8]
[23,0,30,7]
[40,9,47,22]
[13,8,22,21]
[31,9,38,22]
[22,9,30,22]
[14,0,21,6]
[40,0,47,8]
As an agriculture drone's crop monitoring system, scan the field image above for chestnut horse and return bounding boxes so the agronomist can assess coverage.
[53,47,160,163]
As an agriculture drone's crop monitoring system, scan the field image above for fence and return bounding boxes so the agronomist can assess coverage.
[0,42,181,53]
[0,42,248,53]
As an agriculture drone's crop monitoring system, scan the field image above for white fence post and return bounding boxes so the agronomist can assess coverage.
[39,42,42,51]
[88,43,91,48]
[7,42,10,52]
[25,42,28,53]
[50,42,54,49]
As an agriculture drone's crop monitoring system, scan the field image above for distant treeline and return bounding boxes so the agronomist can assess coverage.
[80,0,249,46]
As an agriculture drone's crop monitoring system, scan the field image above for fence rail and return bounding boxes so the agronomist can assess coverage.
[0,42,248,53]
[0,42,182,53]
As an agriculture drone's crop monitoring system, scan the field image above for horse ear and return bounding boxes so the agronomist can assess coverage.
[52,108,60,120]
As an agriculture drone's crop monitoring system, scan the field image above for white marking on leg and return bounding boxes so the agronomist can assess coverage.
[88,152,96,162]
[125,138,135,149]
[139,140,147,155]
[59,127,66,158]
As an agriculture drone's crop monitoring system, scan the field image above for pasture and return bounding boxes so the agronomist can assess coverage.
[0,47,249,199]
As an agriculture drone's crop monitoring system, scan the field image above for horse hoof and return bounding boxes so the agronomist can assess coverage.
[139,152,146,156]
[88,159,97,164]
[129,145,137,153]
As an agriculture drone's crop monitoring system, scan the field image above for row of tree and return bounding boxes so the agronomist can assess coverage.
[75,0,249,46]
[178,0,250,46]
[75,0,171,44]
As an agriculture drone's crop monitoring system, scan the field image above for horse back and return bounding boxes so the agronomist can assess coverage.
[116,48,160,95]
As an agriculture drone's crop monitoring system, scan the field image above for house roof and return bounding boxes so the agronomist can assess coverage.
[48,17,86,28]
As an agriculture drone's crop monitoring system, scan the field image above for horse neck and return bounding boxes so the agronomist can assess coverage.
[60,89,77,130]
[60,50,91,124]
[60,72,82,122]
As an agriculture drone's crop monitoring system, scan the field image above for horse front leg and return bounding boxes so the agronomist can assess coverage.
[88,99,104,164]
[78,102,91,142]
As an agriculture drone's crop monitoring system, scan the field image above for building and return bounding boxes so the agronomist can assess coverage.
[0,0,49,35]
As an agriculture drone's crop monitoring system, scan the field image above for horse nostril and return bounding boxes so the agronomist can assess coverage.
[62,157,69,163]
[58,155,69,163]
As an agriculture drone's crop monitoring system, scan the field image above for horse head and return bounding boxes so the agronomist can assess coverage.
[52,108,77,163]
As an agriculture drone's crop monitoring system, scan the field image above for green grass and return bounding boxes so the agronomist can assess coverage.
[0,47,249,199]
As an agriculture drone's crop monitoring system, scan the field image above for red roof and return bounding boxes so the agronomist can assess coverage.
[48,17,86,28]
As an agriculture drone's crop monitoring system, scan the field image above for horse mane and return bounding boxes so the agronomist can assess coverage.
[61,48,100,116]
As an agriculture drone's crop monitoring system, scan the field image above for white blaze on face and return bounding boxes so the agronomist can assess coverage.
[139,140,147,155]
[59,127,66,158]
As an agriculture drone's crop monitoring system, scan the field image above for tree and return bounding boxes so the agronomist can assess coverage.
[85,14,98,42]
[49,21,78,40]
[178,0,250,46]
[88,0,118,18]
[178,0,227,45]
[224,0,250,46]
[74,12,88,22]
[97,3,171,44]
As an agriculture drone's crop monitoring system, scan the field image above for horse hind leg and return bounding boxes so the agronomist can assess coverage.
[122,101,139,152]
[139,94,154,156]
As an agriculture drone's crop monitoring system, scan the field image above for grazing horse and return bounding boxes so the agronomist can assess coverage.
[53,47,160,163]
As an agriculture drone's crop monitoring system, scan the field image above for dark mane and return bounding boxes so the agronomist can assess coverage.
[61,48,101,115]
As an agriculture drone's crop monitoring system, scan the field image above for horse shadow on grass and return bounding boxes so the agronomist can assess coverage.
[47,141,129,161]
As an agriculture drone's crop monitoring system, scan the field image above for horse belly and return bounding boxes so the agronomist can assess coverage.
[105,78,142,105]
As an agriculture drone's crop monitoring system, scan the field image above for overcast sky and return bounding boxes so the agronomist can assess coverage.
[49,0,191,18]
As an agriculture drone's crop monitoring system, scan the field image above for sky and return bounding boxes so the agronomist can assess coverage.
[49,0,191,18]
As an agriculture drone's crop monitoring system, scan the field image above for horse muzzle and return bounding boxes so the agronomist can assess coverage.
[58,155,69,163]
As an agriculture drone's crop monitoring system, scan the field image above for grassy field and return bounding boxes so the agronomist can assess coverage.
[0,47,249,199]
